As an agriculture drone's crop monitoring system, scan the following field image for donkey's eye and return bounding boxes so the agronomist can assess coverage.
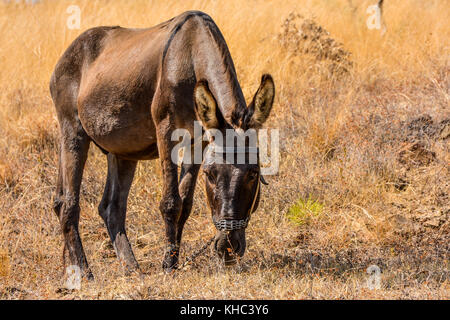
[248,171,258,181]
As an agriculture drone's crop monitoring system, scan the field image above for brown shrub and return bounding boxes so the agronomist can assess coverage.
[278,12,353,76]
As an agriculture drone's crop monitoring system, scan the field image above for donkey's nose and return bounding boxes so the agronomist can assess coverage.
[214,230,246,264]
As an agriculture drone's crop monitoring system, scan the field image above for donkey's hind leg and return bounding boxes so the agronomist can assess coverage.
[54,120,92,279]
[98,153,139,273]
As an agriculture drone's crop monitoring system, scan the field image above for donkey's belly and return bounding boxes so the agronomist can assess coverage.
[76,27,163,160]
[78,99,158,159]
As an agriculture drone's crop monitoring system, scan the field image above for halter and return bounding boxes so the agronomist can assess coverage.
[210,146,262,232]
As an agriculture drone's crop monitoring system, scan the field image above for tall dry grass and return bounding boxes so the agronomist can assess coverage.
[0,0,448,299]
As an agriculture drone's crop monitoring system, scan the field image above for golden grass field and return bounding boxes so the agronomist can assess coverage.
[0,0,448,299]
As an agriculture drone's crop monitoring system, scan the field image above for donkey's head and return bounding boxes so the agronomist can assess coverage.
[194,74,275,264]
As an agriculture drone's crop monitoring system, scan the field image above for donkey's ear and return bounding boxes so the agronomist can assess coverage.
[194,80,220,129]
[248,74,275,128]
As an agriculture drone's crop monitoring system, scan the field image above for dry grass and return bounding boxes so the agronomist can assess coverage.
[0,0,448,299]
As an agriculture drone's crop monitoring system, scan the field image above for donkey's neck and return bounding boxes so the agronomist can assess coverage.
[192,16,247,126]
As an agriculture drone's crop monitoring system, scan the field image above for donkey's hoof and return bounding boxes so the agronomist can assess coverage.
[123,265,142,277]
[162,257,179,272]
[162,245,179,271]
[162,259,178,272]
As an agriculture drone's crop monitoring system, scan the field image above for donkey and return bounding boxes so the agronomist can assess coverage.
[50,11,275,278]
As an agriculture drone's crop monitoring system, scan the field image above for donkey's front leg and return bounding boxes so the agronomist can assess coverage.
[155,117,183,271]
[176,161,201,248]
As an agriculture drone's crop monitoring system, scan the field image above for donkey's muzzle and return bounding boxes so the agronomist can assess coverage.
[214,229,246,265]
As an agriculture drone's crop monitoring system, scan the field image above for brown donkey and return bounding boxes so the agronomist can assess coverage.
[50,11,275,278]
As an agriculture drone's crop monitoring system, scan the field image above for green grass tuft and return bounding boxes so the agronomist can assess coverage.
[287,196,324,226]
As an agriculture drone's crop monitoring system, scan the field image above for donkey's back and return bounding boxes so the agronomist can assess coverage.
[51,12,207,159]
